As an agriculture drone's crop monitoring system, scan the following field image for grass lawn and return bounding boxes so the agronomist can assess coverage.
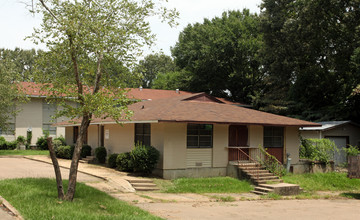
[157,177,253,193]
[0,150,49,156]
[0,178,161,220]
[283,172,360,192]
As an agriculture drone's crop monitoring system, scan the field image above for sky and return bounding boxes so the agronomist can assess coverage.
[0,0,262,56]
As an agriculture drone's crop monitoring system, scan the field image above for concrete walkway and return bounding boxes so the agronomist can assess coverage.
[25,155,138,193]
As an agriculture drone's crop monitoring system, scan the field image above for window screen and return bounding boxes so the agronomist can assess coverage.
[264,126,284,148]
[187,124,213,148]
[135,123,151,146]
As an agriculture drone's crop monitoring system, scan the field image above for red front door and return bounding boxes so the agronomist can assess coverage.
[229,125,248,147]
[229,125,249,160]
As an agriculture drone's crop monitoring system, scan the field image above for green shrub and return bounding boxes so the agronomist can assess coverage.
[36,136,48,150]
[52,139,63,151]
[300,138,338,163]
[116,152,133,171]
[55,145,73,159]
[130,143,160,174]
[81,145,92,158]
[16,136,26,145]
[108,153,119,168]
[0,137,7,150]
[54,136,66,146]
[95,146,107,163]
[0,137,17,150]
[344,145,360,157]
[7,141,17,150]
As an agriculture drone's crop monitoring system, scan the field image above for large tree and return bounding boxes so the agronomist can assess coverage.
[0,48,39,82]
[171,9,263,103]
[259,0,360,121]
[136,52,176,88]
[31,0,177,201]
[0,55,20,131]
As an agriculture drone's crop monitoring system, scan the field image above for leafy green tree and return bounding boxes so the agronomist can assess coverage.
[259,0,360,121]
[152,69,190,90]
[172,9,263,103]
[136,52,176,88]
[31,0,177,201]
[0,57,18,132]
[0,48,40,81]
[0,54,27,132]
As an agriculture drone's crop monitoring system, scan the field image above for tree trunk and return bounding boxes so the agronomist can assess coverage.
[64,114,91,201]
[47,137,65,200]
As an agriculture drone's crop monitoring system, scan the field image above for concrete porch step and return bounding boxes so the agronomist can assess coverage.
[250,190,268,195]
[126,178,159,192]
[254,186,274,193]
[244,170,270,174]
[246,172,274,177]
[254,176,280,180]
[131,183,157,188]
[257,183,301,195]
[254,178,283,185]
[79,156,95,163]
[126,179,154,184]
[239,166,265,171]
[133,186,159,191]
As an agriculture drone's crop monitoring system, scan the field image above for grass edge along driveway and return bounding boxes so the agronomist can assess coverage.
[0,178,161,220]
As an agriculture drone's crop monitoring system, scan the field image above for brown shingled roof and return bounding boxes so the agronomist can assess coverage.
[58,93,319,127]
[19,82,245,105]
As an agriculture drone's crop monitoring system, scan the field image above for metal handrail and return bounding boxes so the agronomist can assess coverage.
[227,146,261,180]
[227,146,285,177]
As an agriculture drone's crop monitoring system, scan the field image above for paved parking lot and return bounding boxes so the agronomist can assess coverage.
[0,157,101,182]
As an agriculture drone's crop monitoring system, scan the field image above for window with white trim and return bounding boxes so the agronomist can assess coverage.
[187,124,213,148]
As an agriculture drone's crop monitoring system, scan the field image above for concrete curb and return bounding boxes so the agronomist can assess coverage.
[23,156,108,181]
[0,196,23,220]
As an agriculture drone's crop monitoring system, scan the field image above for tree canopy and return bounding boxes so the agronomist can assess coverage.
[136,52,176,88]
[171,9,263,104]
[258,0,360,121]
[0,48,39,82]
[31,0,177,201]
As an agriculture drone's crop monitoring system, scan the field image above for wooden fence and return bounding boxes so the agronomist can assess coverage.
[348,155,360,179]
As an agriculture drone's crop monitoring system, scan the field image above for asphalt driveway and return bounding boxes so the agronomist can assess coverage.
[0,157,101,182]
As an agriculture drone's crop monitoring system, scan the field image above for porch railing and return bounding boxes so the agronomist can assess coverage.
[228,146,286,177]
[258,147,286,177]
[228,146,262,162]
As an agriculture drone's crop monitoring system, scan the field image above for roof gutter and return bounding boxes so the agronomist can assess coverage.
[55,120,159,127]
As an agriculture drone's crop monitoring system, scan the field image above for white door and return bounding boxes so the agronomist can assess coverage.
[326,137,347,166]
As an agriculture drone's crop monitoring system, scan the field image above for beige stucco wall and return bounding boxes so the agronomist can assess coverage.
[0,97,67,144]
[87,125,99,148]
[285,126,300,164]
[13,97,64,145]
[212,124,229,167]
[162,123,187,170]
[15,98,42,144]
[104,124,134,154]
[249,125,263,148]
[151,123,165,169]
